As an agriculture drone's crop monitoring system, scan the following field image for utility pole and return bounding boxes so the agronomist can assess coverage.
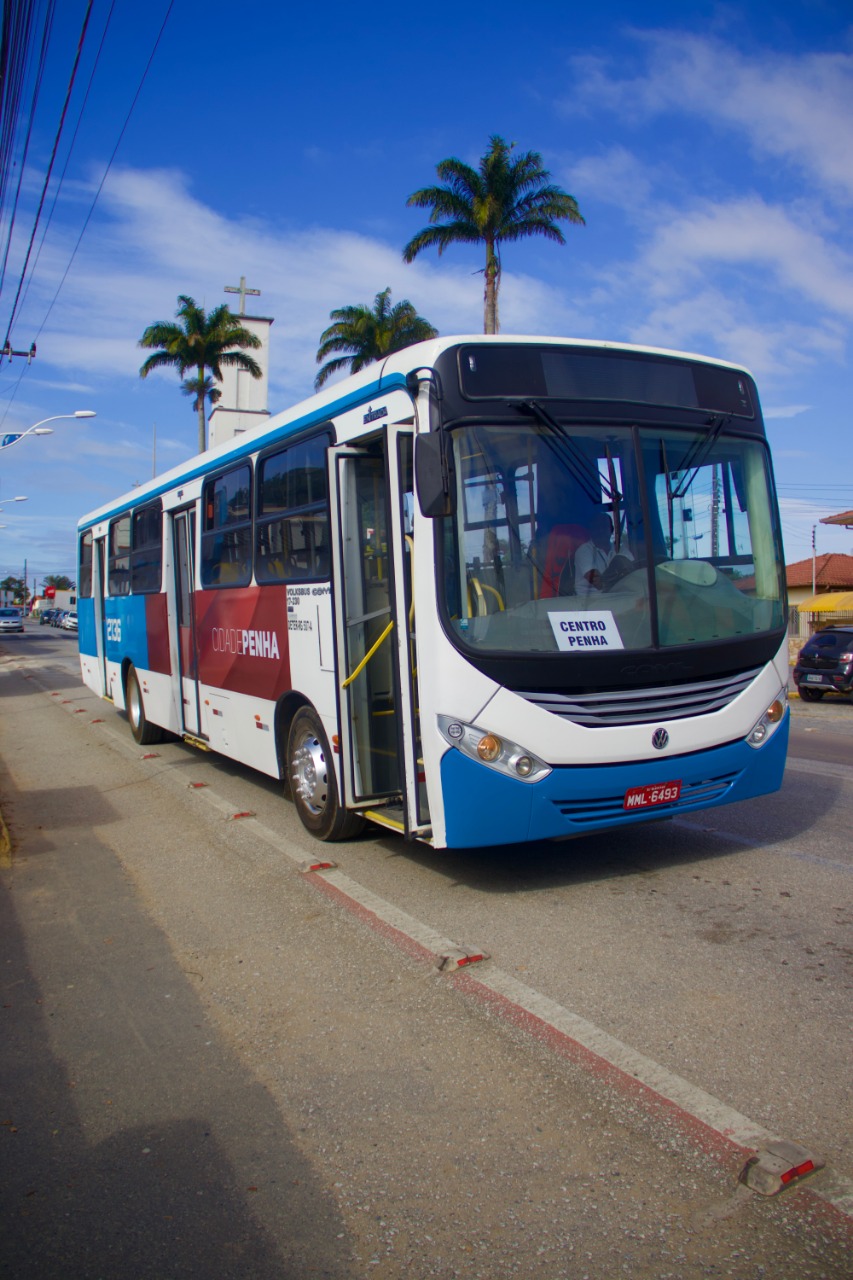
[710,465,721,559]
[812,526,816,595]
[1,342,36,364]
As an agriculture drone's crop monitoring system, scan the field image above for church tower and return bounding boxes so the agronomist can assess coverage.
[208,276,274,448]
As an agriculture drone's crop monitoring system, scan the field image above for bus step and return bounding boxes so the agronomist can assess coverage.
[182,734,211,752]
[363,805,406,833]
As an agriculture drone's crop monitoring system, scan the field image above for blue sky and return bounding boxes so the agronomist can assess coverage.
[1,0,852,587]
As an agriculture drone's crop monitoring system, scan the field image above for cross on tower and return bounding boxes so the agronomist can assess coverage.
[224,275,261,314]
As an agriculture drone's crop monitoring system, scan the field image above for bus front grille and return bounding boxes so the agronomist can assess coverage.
[551,771,742,824]
[517,667,762,727]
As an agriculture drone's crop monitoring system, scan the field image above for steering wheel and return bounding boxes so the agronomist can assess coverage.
[600,555,635,591]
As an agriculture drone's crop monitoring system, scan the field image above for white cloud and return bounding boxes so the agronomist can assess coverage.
[554,39,853,377]
[566,33,853,204]
[7,138,849,443]
[639,197,853,317]
[763,405,811,420]
[558,185,852,375]
[14,166,585,403]
[561,145,656,208]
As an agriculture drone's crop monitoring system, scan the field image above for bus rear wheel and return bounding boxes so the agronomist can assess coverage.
[126,666,164,745]
[287,707,364,841]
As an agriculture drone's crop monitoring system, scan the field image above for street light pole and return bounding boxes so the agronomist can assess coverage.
[0,410,96,454]
[0,494,28,528]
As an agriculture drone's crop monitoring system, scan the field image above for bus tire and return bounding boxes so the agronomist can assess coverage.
[287,706,364,841]
[126,665,164,745]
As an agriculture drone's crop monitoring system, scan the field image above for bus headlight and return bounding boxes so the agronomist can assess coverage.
[746,691,788,748]
[438,715,551,783]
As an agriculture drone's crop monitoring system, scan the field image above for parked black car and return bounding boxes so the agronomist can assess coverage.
[794,627,853,701]
[39,607,58,625]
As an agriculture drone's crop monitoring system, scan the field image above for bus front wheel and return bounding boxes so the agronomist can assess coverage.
[287,707,364,841]
[126,666,164,746]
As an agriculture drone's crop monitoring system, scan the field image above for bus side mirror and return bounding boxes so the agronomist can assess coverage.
[415,433,455,518]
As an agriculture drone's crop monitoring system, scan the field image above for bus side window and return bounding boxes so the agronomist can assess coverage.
[79,530,93,597]
[108,515,131,596]
[130,501,163,593]
[201,464,253,588]
[256,432,331,582]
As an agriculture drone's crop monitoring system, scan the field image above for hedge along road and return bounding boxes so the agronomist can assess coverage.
[1,630,851,1278]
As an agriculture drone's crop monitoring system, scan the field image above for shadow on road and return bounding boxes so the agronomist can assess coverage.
[369,766,843,896]
[0,772,357,1280]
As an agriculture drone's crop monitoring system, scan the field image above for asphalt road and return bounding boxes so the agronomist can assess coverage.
[1,624,851,1278]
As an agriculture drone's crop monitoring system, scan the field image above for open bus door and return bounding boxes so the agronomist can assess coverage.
[93,535,109,696]
[328,426,429,840]
[170,508,201,737]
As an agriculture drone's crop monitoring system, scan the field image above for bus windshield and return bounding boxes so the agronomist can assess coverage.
[439,421,785,654]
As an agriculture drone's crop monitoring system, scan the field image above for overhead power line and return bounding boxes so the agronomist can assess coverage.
[0,0,57,301]
[13,1,117,329]
[33,0,175,347]
[0,0,174,430]
[1,0,93,353]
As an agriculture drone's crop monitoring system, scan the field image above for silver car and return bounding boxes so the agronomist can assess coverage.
[0,606,24,633]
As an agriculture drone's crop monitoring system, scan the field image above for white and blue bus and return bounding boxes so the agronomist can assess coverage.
[77,335,789,848]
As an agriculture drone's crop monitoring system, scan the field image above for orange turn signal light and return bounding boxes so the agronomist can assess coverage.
[476,734,502,763]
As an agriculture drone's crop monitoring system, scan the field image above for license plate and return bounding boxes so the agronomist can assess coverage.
[624,781,682,810]
[804,674,826,683]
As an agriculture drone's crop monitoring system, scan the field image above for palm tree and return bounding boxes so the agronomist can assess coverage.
[403,135,585,333]
[42,574,74,591]
[181,373,221,425]
[139,295,262,453]
[1,576,28,604]
[315,287,438,389]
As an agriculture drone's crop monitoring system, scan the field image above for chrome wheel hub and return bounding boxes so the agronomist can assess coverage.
[291,734,328,815]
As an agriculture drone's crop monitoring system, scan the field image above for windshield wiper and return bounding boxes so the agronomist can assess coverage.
[509,398,622,507]
[670,413,732,500]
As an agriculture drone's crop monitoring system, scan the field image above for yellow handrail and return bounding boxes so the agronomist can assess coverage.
[467,577,505,615]
[342,620,394,688]
[468,577,486,616]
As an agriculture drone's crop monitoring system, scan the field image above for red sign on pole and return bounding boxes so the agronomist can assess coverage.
[44,585,56,598]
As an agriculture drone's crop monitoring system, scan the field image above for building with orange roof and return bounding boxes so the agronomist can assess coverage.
[786,552,853,604]
[820,510,853,530]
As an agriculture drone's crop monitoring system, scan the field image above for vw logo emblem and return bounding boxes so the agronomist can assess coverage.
[652,728,669,750]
